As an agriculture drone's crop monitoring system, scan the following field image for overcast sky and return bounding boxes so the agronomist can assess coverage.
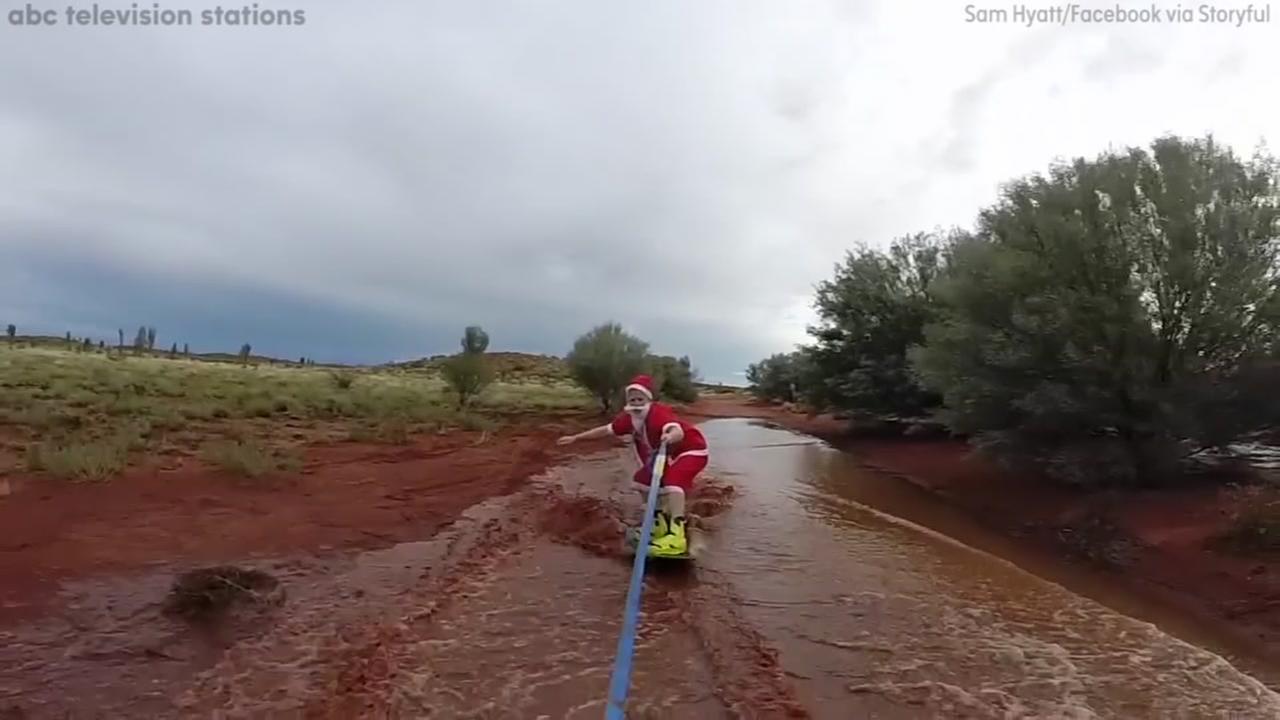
[1,1,1276,384]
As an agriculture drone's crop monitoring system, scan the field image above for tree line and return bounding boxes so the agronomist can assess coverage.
[2,323,265,366]
[747,134,1280,488]
[437,321,699,412]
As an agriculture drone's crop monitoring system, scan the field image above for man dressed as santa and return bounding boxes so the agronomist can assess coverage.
[557,374,709,555]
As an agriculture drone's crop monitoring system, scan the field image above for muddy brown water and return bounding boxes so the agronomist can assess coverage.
[2,418,1279,718]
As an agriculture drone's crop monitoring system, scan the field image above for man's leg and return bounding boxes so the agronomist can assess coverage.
[633,465,669,537]
[651,454,707,553]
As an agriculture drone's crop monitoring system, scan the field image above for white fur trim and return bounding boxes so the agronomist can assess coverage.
[625,383,653,399]
[661,422,684,443]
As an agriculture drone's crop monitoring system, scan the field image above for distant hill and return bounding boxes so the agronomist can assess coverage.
[5,335,340,367]
[5,335,569,375]
[5,334,746,390]
[390,352,571,380]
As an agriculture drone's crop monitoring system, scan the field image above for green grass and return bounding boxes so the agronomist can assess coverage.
[200,439,303,478]
[1212,498,1280,556]
[25,434,133,482]
[0,345,597,481]
[347,416,414,444]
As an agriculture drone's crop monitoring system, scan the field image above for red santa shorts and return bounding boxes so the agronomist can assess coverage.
[632,452,707,493]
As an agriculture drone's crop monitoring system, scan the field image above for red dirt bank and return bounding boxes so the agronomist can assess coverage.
[0,416,597,624]
[689,395,1280,668]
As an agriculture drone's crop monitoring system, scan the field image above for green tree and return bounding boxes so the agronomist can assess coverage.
[566,322,650,413]
[745,351,812,402]
[147,326,157,350]
[239,343,252,365]
[441,326,494,408]
[118,328,124,350]
[133,326,147,355]
[462,325,490,353]
[647,354,699,403]
[183,343,190,356]
[803,232,949,418]
[911,135,1280,487]
[169,342,178,358]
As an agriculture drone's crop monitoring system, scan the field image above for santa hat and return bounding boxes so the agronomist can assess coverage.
[625,374,654,400]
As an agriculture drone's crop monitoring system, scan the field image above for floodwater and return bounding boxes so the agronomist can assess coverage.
[4,418,1279,718]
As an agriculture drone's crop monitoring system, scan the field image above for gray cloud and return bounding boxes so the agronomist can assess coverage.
[2,1,1277,384]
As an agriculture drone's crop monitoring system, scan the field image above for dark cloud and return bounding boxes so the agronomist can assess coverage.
[2,1,1275,385]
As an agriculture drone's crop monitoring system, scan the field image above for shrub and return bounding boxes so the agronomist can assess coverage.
[648,355,699,403]
[201,439,301,478]
[26,435,130,481]
[912,135,1280,487]
[441,326,494,408]
[566,322,649,413]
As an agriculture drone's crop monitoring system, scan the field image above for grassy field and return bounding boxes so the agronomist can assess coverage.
[0,345,596,481]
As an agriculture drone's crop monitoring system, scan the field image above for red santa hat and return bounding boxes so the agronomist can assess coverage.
[625,374,654,400]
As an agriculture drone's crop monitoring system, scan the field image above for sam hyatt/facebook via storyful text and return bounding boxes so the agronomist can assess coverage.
[963,2,1271,26]
[5,2,306,27]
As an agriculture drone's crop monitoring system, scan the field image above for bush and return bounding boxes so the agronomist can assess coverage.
[804,232,948,416]
[441,326,495,408]
[567,322,649,413]
[26,435,130,481]
[912,135,1280,487]
[648,355,699,403]
[1210,487,1280,556]
[745,351,814,404]
[202,440,301,478]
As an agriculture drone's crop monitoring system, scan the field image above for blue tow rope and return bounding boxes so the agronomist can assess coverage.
[604,442,668,719]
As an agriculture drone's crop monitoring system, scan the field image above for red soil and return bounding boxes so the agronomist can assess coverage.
[0,416,599,625]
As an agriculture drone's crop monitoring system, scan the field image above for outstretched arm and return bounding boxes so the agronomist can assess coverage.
[557,424,615,446]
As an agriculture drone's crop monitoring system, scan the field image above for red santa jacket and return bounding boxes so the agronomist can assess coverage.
[610,401,708,466]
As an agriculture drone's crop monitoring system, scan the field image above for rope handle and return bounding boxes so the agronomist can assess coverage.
[604,441,668,719]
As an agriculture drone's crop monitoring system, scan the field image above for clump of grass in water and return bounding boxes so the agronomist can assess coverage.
[164,565,283,621]
[202,439,302,478]
[1211,495,1280,556]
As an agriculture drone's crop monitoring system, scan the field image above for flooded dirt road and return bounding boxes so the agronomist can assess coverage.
[4,419,1279,717]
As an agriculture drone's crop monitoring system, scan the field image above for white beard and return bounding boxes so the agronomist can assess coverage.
[627,403,651,449]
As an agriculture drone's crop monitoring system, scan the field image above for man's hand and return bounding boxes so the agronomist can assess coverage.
[660,428,678,446]
[556,435,576,446]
